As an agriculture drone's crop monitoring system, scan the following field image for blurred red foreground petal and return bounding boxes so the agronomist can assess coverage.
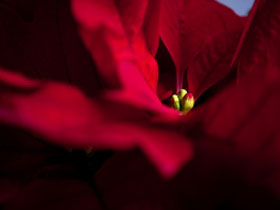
[72,0,159,91]
[0,68,192,177]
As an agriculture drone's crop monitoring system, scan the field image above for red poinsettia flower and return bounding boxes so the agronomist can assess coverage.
[1,0,280,209]
[0,0,245,178]
[91,1,280,208]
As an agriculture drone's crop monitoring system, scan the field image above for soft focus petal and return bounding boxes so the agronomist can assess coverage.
[142,0,162,55]
[0,123,113,208]
[72,0,159,91]
[160,0,244,91]
[115,0,162,55]
[93,144,280,209]
[185,72,280,200]
[234,0,280,80]
[72,0,175,117]
[95,150,168,210]
[114,0,148,41]
[0,68,192,177]
[112,0,160,90]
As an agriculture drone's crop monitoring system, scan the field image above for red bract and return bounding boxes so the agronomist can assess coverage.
[0,0,244,176]
[160,0,245,95]
[1,0,280,208]
[0,0,193,179]
[92,1,280,208]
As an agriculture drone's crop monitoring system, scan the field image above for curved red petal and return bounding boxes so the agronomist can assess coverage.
[160,0,244,91]
[234,0,280,80]
[72,0,159,91]
[184,71,280,199]
[0,68,191,177]
[186,20,245,99]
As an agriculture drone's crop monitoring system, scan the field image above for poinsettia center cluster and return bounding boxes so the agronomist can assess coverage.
[168,89,195,114]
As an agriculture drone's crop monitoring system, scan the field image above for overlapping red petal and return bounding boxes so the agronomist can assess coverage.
[2,1,280,208]
[0,68,192,177]
[180,0,280,200]
[160,0,245,94]
[235,0,280,80]
[72,0,159,91]
[183,71,280,201]
[185,19,245,99]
